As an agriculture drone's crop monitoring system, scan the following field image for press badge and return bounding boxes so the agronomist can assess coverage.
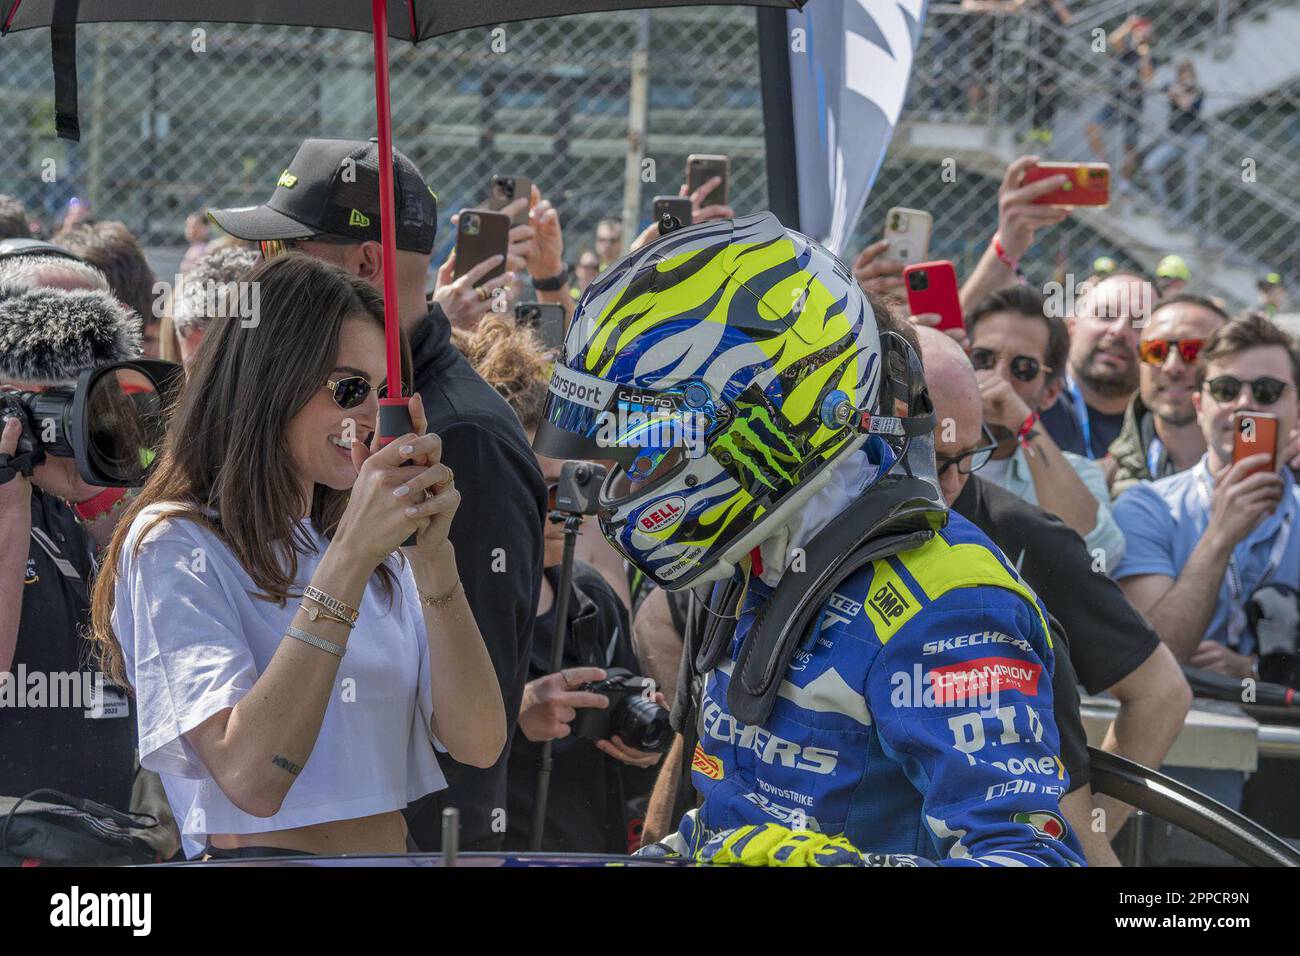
[85,682,130,720]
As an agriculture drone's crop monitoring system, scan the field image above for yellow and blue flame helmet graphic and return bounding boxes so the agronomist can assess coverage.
[533,213,885,590]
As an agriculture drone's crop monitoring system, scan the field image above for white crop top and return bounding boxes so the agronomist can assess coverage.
[112,503,446,858]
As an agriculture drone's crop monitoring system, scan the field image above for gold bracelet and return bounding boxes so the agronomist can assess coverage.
[419,580,463,609]
[303,585,359,626]
[298,602,353,630]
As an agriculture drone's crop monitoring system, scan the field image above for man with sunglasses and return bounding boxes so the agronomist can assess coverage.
[1109,295,1228,498]
[921,324,1190,864]
[1115,313,1300,680]
[210,138,548,852]
[966,287,1126,570]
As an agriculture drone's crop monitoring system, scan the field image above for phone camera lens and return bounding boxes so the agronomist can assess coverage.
[907,271,929,292]
[464,213,480,236]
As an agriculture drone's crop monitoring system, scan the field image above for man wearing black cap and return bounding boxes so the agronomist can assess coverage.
[210,138,547,851]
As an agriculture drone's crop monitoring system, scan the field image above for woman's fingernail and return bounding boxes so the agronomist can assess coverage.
[393,485,410,497]
[400,444,413,455]
[405,506,418,516]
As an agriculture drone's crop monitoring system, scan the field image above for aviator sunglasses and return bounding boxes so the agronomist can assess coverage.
[324,375,388,410]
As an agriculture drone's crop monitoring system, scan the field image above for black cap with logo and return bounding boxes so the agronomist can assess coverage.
[208,138,437,254]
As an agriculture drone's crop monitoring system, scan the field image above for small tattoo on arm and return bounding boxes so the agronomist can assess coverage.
[272,754,302,776]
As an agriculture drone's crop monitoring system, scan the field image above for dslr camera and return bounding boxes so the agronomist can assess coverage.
[572,668,671,752]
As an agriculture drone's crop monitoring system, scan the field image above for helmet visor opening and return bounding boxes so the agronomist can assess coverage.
[601,444,689,506]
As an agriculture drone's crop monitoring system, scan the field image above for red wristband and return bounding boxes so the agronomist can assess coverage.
[992,233,1018,271]
[74,486,127,522]
[1015,411,1041,446]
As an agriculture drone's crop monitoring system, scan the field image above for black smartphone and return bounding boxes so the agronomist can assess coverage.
[686,154,729,209]
[515,301,567,351]
[653,196,693,230]
[487,175,533,227]
[453,209,511,285]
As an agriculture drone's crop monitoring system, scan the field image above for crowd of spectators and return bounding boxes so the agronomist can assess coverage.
[1,128,1297,866]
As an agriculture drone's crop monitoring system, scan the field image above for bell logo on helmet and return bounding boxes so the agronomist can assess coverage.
[637,497,685,534]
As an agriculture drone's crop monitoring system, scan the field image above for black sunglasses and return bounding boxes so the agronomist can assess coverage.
[936,425,999,476]
[324,375,388,410]
[1204,375,1291,406]
[969,347,1051,383]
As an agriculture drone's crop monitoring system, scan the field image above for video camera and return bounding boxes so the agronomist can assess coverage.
[0,359,180,487]
[0,248,183,487]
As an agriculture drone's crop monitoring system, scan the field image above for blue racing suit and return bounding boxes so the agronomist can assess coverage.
[676,511,1085,866]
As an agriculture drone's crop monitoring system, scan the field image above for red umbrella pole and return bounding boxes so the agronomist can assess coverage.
[372,0,409,424]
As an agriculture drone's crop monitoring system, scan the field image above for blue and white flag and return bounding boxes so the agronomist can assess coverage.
[762,0,927,256]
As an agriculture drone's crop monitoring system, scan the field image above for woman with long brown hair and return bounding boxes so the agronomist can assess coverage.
[89,252,505,859]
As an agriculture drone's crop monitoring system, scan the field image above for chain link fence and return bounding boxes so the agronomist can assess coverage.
[1,1,1295,304]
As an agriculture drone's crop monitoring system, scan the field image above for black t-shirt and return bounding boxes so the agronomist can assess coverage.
[954,476,1164,788]
[1167,86,1204,136]
[1041,386,1125,460]
[504,562,650,853]
[0,490,136,808]
[402,306,548,852]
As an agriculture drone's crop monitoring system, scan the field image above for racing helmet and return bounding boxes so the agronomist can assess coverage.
[533,212,932,590]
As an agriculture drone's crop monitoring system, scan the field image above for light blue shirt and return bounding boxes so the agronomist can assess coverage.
[1112,455,1300,655]
[980,446,1126,572]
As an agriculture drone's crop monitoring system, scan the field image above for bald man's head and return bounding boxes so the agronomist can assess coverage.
[917,325,984,506]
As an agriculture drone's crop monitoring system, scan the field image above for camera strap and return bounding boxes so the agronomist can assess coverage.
[0,450,41,485]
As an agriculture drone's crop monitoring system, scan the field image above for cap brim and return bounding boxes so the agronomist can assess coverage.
[207,204,318,242]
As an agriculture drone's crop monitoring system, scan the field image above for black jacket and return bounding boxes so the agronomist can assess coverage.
[0,490,136,808]
[402,305,548,851]
[505,562,647,853]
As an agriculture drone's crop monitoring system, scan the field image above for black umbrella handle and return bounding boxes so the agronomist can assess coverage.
[380,400,418,547]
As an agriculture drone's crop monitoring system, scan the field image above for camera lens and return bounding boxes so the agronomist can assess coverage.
[86,369,165,484]
[464,213,480,236]
[611,694,670,752]
[907,270,929,292]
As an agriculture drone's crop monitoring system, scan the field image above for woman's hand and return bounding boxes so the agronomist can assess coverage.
[334,393,455,568]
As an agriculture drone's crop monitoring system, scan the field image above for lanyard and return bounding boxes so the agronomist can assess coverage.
[1067,375,1095,460]
[1196,470,1296,647]
[1147,436,1165,479]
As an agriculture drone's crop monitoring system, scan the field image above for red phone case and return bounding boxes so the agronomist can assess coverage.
[903,260,963,332]
[1233,411,1279,477]
[1023,162,1111,207]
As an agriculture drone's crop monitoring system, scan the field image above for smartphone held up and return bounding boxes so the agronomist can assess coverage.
[1023,162,1111,208]
[903,260,963,333]
[1233,410,1280,478]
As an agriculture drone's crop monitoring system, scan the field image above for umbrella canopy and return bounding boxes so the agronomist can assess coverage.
[3,0,808,428]
[3,0,802,41]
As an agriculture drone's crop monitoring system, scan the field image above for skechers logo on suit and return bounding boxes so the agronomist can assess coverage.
[922,631,1033,656]
[700,697,838,774]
